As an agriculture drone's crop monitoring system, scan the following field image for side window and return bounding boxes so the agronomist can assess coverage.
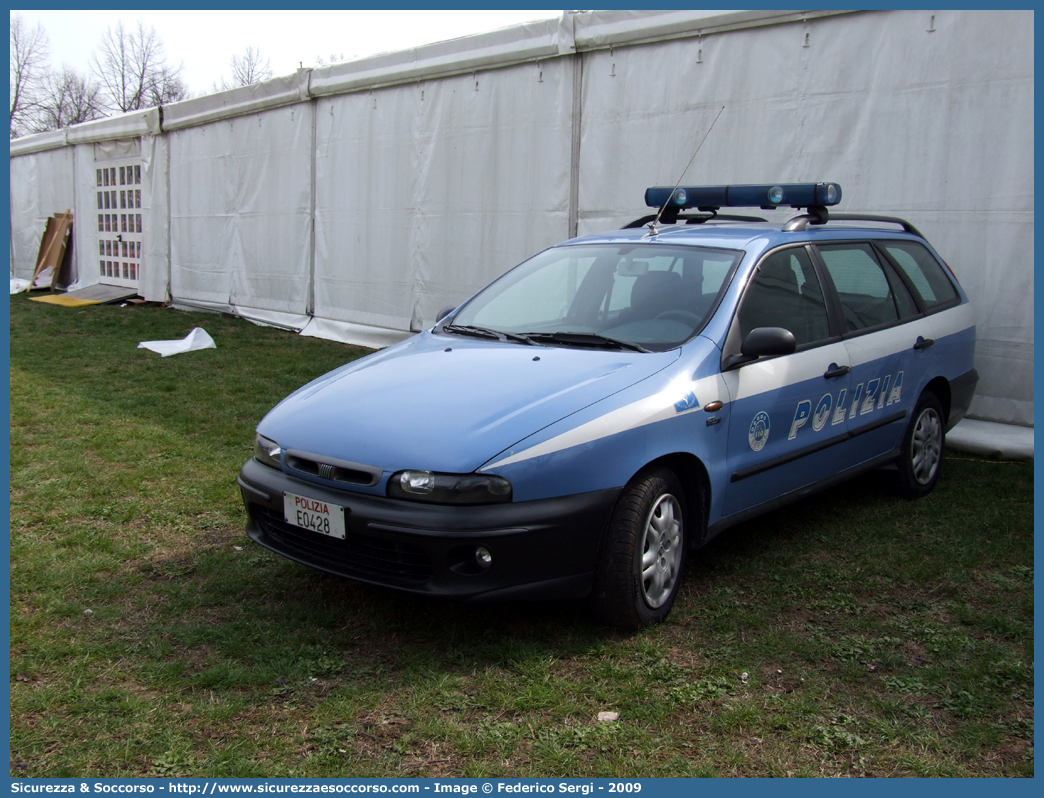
[881,241,959,311]
[884,263,920,320]
[737,248,831,346]
[817,244,900,332]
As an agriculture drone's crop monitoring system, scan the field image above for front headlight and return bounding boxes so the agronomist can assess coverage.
[387,470,512,505]
[254,433,282,469]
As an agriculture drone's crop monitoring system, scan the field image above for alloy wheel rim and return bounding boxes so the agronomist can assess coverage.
[911,407,942,485]
[640,493,683,608]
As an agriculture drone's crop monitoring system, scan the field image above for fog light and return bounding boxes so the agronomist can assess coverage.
[475,546,492,568]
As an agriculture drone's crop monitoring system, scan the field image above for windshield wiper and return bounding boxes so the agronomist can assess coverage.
[524,332,650,353]
[443,324,498,340]
[442,324,537,345]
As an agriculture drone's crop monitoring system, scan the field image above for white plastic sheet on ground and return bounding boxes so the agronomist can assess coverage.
[137,327,216,357]
[10,268,56,292]
[947,419,1034,461]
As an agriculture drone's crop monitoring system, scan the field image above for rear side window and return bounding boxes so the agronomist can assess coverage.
[817,243,900,332]
[881,241,959,310]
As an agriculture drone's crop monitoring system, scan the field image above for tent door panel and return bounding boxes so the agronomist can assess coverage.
[95,160,142,290]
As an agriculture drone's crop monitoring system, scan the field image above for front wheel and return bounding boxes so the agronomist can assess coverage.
[590,467,687,630]
[896,391,945,498]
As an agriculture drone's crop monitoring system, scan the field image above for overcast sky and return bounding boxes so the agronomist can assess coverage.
[11,10,561,96]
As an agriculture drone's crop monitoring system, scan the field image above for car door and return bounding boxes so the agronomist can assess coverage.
[720,245,852,518]
[814,242,931,464]
[875,238,966,402]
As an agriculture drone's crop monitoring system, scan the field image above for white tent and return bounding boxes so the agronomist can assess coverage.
[10,9,1034,431]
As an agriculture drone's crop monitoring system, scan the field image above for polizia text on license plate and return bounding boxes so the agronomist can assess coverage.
[283,492,346,540]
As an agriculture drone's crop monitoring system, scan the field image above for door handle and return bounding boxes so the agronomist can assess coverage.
[914,336,935,351]
[824,364,850,379]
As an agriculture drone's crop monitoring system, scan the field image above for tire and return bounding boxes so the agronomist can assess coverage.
[590,467,688,630]
[896,391,945,499]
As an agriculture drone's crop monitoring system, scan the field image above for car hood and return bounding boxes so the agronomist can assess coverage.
[258,331,680,474]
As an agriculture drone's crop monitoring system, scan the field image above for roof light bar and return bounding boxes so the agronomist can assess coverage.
[645,183,842,210]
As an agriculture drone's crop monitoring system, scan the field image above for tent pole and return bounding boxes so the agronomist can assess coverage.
[568,52,583,240]
[306,97,318,320]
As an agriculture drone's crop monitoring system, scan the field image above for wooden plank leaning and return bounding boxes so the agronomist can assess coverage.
[27,210,73,292]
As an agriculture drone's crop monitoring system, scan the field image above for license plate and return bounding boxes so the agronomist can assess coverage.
[283,492,347,540]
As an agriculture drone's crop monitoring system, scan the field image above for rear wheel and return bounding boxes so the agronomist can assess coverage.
[590,467,688,630]
[896,391,945,498]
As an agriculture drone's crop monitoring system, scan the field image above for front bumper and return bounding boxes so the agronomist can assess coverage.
[238,457,620,601]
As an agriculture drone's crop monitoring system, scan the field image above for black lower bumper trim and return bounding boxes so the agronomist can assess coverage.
[947,367,979,431]
[251,505,433,582]
[239,458,618,600]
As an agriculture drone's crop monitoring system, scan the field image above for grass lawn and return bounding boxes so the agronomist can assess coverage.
[8,294,1034,778]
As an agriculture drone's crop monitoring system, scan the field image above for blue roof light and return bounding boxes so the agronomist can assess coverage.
[644,182,842,210]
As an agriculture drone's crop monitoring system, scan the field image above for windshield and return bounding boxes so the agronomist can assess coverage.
[447,243,742,351]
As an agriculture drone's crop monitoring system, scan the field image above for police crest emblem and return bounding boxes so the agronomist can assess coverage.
[748,411,770,451]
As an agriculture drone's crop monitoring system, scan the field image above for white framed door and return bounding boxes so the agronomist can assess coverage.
[95,159,142,289]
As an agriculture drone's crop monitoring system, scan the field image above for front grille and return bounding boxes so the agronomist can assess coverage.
[284,454,378,486]
[252,506,432,583]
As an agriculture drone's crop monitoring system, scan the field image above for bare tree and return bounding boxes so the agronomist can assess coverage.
[34,66,104,132]
[214,46,273,92]
[314,52,347,68]
[90,19,187,113]
[148,66,188,106]
[10,13,50,138]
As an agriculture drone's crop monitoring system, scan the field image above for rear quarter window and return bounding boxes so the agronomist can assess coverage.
[881,241,959,310]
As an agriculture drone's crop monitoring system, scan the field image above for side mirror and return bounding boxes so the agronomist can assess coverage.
[741,327,796,358]
[435,305,456,323]
[723,327,797,370]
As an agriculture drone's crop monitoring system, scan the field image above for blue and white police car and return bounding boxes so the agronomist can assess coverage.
[238,183,977,629]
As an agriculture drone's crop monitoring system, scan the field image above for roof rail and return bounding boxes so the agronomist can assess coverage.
[783,209,925,238]
[622,212,768,230]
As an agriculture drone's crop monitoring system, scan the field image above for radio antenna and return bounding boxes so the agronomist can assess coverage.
[649,105,725,235]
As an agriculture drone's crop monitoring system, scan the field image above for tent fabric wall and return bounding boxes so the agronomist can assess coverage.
[9,147,75,281]
[8,9,1033,428]
[168,104,315,327]
[577,10,1033,425]
[68,143,99,290]
[311,58,574,337]
[141,134,170,303]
